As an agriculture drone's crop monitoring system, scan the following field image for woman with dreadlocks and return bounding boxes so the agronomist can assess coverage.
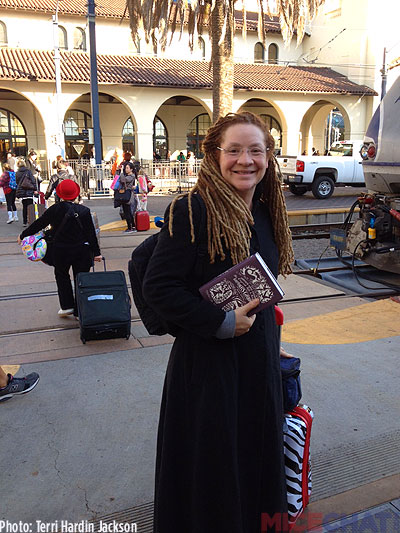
[143,112,294,533]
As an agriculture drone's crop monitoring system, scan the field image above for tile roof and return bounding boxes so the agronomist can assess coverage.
[1,0,121,18]
[0,47,376,95]
[1,0,281,30]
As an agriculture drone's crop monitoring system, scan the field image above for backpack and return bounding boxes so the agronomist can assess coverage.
[128,233,174,336]
[8,171,17,190]
[128,195,207,336]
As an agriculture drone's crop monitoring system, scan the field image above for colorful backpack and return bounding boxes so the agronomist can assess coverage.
[8,171,17,190]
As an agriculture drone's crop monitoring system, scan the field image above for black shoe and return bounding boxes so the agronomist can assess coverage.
[0,373,40,402]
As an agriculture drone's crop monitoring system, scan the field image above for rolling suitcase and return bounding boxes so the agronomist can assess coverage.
[135,210,150,231]
[283,404,314,529]
[27,198,46,225]
[76,259,131,344]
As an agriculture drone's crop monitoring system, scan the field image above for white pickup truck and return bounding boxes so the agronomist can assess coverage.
[278,140,365,199]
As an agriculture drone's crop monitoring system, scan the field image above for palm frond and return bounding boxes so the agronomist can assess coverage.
[126,0,324,50]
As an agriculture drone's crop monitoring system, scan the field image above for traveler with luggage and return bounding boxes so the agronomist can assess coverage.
[15,159,38,227]
[114,161,137,233]
[142,112,294,532]
[17,179,102,317]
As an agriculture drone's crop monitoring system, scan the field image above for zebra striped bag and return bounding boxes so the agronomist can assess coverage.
[283,404,314,529]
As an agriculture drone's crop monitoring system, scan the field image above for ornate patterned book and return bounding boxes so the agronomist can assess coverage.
[199,253,284,315]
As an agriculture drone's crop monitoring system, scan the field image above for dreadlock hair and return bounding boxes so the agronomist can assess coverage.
[168,111,294,276]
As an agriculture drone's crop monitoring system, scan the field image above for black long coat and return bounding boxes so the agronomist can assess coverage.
[143,190,288,533]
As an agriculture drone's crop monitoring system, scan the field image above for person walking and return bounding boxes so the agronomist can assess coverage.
[114,161,137,233]
[26,150,41,186]
[45,160,76,202]
[0,163,17,223]
[143,112,294,533]
[18,180,102,317]
[15,159,38,227]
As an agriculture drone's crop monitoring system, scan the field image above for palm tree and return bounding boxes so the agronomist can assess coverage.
[125,0,325,122]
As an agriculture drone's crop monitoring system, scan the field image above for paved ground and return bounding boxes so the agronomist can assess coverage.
[0,189,399,532]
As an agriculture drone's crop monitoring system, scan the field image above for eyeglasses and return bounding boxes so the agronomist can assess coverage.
[217,146,269,158]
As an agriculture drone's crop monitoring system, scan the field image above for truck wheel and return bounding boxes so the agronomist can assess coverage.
[312,176,334,199]
[289,184,307,196]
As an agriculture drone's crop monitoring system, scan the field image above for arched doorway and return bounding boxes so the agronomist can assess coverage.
[153,116,168,159]
[186,113,211,158]
[64,109,94,159]
[0,108,27,162]
[122,118,136,154]
[299,100,350,155]
[154,95,211,160]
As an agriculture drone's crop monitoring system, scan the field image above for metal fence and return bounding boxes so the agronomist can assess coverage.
[51,159,201,197]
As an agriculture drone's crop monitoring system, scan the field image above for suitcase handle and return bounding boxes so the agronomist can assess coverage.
[92,257,106,272]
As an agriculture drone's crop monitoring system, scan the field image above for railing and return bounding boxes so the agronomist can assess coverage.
[59,159,201,196]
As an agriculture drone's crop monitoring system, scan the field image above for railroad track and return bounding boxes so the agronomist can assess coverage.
[290,222,344,239]
[1,290,399,339]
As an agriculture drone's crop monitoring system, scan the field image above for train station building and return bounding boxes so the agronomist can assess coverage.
[0,0,396,170]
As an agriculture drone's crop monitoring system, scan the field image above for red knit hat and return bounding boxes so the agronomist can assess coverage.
[56,179,80,201]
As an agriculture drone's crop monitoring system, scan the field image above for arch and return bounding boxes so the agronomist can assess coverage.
[0,107,27,162]
[59,26,68,50]
[153,116,168,158]
[198,37,206,60]
[268,43,278,64]
[0,21,7,46]
[254,42,265,63]
[63,108,95,159]
[187,113,211,158]
[299,99,351,155]
[237,98,287,154]
[122,117,136,154]
[73,27,86,51]
[152,94,212,159]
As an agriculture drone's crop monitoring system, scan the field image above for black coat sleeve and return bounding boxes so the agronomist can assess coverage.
[19,204,58,238]
[143,195,226,339]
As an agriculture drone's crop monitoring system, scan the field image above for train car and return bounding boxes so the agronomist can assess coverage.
[346,76,400,274]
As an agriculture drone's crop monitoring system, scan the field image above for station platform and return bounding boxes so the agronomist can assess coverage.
[0,219,399,531]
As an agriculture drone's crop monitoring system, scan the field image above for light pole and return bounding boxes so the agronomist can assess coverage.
[87,0,102,165]
[52,0,65,157]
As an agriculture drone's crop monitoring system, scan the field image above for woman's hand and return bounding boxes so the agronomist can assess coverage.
[280,346,294,358]
[17,235,22,245]
[93,255,103,262]
[234,299,259,337]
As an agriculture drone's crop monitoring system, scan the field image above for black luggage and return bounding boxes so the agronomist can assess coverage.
[76,260,131,344]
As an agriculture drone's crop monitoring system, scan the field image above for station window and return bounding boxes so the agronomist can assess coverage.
[153,116,168,159]
[254,42,265,63]
[73,27,86,51]
[187,113,211,159]
[0,21,7,46]
[268,44,278,64]
[198,37,206,59]
[0,108,27,161]
[59,26,68,50]
[122,117,136,155]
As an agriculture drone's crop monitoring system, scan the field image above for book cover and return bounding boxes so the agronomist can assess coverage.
[199,253,284,315]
